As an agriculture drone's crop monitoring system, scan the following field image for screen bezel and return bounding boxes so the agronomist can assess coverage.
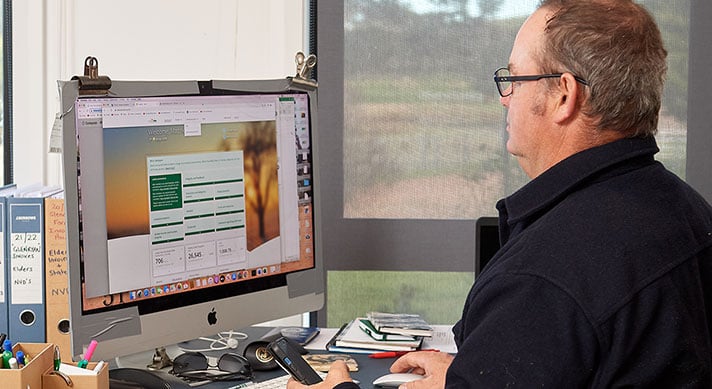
[61,79,324,361]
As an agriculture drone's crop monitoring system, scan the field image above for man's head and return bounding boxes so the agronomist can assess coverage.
[539,0,667,138]
[500,0,667,178]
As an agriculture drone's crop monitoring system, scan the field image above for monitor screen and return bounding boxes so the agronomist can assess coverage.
[61,80,324,361]
[475,217,500,276]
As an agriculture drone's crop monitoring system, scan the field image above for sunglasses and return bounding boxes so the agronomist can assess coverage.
[171,351,252,382]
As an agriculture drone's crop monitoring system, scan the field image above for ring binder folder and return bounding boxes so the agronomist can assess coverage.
[0,184,18,337]
[8,197,47,342]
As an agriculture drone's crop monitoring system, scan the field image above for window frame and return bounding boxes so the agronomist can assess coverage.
[2,0,11,184]
[687,0,712,201]
[315,2,479,274]
[314,2,478,326]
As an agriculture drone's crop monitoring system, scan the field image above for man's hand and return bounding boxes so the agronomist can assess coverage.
[389,351,454,389]
[286,360,355,389]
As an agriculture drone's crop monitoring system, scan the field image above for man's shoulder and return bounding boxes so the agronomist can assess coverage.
[490,202,712,324]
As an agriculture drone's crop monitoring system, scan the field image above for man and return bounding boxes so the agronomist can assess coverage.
[289,0,712,387]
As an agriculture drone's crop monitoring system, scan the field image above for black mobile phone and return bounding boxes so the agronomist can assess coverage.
[267,336,323,385]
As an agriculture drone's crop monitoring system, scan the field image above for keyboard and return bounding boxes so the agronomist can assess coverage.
[239,372,327,388]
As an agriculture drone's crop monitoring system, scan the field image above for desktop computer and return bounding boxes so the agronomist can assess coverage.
[59,78,325,364]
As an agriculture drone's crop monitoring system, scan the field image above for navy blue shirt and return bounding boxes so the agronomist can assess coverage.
[449,137,712,387]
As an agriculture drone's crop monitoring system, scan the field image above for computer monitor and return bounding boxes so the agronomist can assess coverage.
[475,217,500,276]
[60,79,324,361]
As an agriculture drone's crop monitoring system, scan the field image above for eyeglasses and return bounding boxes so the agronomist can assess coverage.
[493,67,588,97]
[171,351,252,382]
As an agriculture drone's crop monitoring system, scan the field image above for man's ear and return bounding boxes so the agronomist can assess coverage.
[553,73,581,124]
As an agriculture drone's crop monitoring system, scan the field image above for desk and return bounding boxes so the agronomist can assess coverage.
[111,326,396,388]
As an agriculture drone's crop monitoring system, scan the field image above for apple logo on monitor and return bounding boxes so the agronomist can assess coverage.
[208,308,218,325]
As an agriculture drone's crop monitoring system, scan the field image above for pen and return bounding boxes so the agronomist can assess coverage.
[15,351,26,367]
[54,346,61,371]
[369,349,439,359]
[2,340,14,368]
[77,339,98,368]
[93,360,106,372]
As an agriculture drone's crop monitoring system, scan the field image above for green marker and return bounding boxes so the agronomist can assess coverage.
[2,340,13,369]
[54,346,61,371]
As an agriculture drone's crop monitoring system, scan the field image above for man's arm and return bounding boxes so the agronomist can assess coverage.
[447,273,598,387]
[285,350,454,389]
[389,351,455,388]
[287,360,358,389]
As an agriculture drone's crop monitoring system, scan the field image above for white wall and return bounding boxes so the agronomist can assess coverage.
[12,0,306,187]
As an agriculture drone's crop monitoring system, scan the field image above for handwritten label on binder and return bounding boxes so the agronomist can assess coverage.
[46,199,68,298]
[11,232,43,304]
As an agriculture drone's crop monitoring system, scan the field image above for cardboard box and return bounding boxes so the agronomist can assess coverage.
[0,342,54,389]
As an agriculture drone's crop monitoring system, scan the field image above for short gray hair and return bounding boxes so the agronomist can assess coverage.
[538,0,667,138]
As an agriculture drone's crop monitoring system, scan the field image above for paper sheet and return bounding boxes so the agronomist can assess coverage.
[304,327,340,351]
[422,325,457,354]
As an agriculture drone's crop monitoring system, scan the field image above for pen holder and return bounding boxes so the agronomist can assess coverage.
[42,361,109,389]
[0,342,54,389]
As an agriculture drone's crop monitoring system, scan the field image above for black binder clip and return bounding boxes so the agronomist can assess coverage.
[288,51,317,89]
[71,56,112,95]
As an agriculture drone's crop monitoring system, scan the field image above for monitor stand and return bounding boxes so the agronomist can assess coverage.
[112,326,276,370]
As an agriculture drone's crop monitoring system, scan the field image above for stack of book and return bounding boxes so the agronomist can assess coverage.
[366,311,434,337]
[327,312,433,354]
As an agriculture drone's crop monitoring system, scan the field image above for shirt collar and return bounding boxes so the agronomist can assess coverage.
[497,137,660,227]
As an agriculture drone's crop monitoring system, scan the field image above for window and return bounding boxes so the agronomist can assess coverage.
[316,0,692,327]
[342,0,687,219]
[1,0,10,184]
